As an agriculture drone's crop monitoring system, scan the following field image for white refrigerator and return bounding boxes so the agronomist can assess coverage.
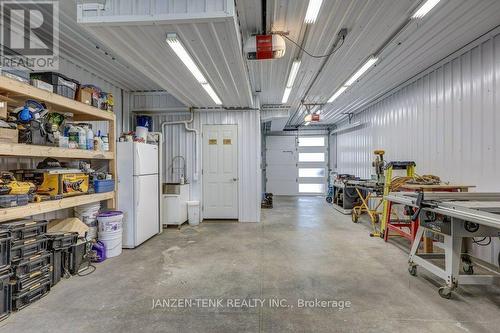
[117,142,160,248]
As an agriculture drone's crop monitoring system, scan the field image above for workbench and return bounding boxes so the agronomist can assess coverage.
[331,181,362,214]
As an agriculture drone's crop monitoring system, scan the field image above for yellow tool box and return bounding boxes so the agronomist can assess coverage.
[13,169,89,198]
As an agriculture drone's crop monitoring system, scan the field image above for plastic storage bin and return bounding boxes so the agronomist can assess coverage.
[29,72,79,99]
[0,270,12,321]
[46,232,78,251]
[93,179,115,193]
[0,220,48,241]
[13,252,51,278]
[11,237,47,262]
[0,195,20,208]
[11,271,51,294]
[0,231,11,271]
[12,278,50,311]
[50,250,65,286]
[0,195,29,208]
[187,201,201,226]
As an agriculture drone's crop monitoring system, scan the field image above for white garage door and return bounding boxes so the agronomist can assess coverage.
[266,135,328,195]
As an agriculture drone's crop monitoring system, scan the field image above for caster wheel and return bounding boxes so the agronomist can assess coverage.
[351,212,359,223]
[438,287,452,299]
[463,263,474,275]
[326,197,333,204]
[408,265,417,276]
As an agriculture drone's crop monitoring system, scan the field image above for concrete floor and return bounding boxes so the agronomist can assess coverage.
[1,196,500,332]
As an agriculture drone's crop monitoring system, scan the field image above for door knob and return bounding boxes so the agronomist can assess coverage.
[232,178,238,181]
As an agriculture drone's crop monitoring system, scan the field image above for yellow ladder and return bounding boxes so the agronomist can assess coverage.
[377,161,416,237]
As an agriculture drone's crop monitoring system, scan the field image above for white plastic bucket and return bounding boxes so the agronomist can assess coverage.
[187,201,200,226]
[99,229,122,258]
[97,211,123,232]
[75,203,100,240]
[135,126,148,141]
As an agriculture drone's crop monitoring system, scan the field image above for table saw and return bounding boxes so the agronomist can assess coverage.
[385,191,500,299]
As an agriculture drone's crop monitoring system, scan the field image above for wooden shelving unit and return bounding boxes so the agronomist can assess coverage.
[0,192,114,223]
[0,143,114,160]
[0,75,117,222]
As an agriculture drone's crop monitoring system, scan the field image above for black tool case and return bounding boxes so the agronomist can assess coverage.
[13,252,51,278]
[46,232,78,251]
[66,240,91,275]
[11,237,48,262]
[11,270,51,294]
[0,231,11,271]
[50,250,67,286]
[0,270,12,321]
[0,220,48,241]
[12,278,51,311]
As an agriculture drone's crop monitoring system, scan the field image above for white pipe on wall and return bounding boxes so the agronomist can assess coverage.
[160,108,199,182]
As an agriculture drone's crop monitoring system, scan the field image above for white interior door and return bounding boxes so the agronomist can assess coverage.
[202,125,238,219]
[266,136,298,195]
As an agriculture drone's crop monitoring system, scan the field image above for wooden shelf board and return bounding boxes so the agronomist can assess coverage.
[0,143,114,160]
[0,192,114,223]
[0,76,115,121]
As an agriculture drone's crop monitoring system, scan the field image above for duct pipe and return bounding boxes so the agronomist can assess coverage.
[160,108,199,182]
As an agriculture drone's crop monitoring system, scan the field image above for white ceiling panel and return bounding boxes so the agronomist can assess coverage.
[58,1,161,91]
[236,0,500,126]
[78,1,253,108]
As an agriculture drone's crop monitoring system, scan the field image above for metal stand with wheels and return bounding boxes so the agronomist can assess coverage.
[388,192,500,299]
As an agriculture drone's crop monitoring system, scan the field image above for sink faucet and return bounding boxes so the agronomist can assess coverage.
[171,155,186,183]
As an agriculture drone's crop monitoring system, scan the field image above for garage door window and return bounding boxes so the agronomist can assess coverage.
[298,137,325,147]
[299,184,325,193]
[299,168,325,177]
[299,153,325,162]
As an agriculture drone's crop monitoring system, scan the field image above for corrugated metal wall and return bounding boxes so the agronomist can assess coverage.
[59,57,124,135]
[135,108,261,222]
[335,32,500,266]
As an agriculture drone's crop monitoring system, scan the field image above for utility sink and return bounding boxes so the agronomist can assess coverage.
[163,183,189,195]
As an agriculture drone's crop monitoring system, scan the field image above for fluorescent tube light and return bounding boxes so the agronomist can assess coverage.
[286,60,301,88]
[282,87,292,104]
[166,33,222,105]
[412,0,441,19]
[327,86,348,103]
[201,83,222,105]
[282,60,301,104]
[344,56,378,86]
[304,0,323,24]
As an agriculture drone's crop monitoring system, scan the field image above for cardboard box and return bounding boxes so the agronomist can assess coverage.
[76,87,93,105]
[0,127,18,143]
[0,101,6,119]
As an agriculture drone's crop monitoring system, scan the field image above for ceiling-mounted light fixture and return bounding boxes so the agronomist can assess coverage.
[166,33,222,105]
[304,0,323,24]
[282,60,301,104]
[344,56,378,86]
[412,0,441,19]
[327,86,348,103]
[327,55,378,103]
